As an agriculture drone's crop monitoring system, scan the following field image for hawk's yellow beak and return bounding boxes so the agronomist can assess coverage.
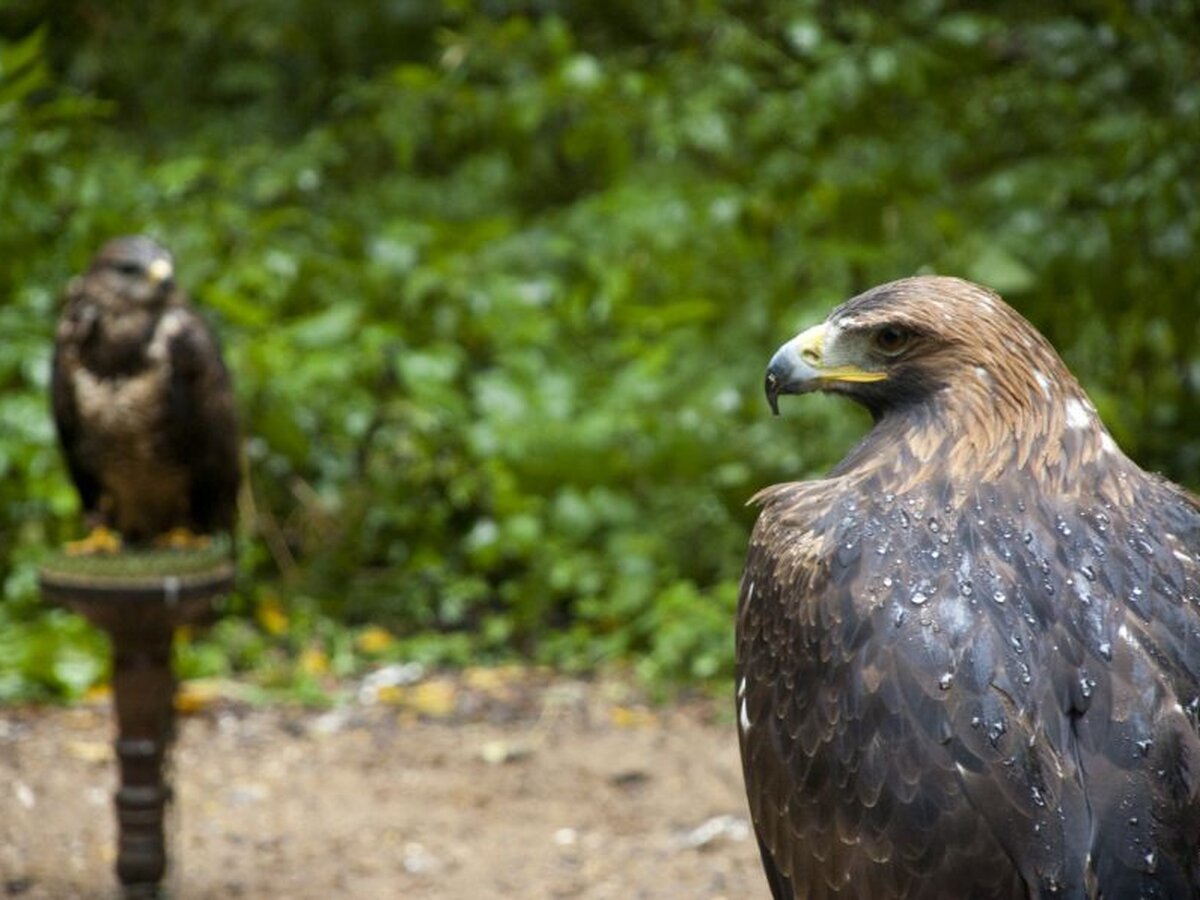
[147,258,174,284]
[765,323,887,414]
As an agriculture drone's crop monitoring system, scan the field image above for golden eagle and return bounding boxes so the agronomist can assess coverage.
[738,277,1200,899]
[51,236,240,552]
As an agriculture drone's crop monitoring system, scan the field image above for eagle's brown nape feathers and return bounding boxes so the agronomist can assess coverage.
[51,236,240,550]
[739,276,1200,899]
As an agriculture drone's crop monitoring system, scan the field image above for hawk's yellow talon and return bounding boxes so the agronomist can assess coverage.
[65,526,123,556]
[154,527,212,550]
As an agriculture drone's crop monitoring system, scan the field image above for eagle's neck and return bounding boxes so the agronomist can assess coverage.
[834,367,1131,505]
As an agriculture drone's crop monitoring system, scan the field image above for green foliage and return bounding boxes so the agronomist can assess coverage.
[1,3,1198,699]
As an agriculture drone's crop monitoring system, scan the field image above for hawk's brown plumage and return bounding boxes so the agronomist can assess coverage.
[51,236,240,544]
[739,277,1200,899]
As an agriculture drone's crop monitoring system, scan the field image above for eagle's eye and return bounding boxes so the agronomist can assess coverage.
[114,262,143,277]
[873,326,911,356]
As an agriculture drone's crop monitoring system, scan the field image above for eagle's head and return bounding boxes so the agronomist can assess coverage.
[765,276,1079,421]
[764,275,1119,485]
[87,236,177,311]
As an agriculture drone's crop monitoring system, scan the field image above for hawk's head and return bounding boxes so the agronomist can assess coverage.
[764,276,1077,422]
[762,276,1117,485]
[87,236,177,310]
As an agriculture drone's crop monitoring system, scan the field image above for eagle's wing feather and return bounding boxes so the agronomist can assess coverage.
[741,481,1200,898]
[50,285,102,517]
[738,484,1089,899]
[1068,478,1200,896]
[164,309,240,534]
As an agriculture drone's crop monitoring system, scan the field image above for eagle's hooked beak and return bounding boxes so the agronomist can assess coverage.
[765,323,887,415]
[146,258,174,286]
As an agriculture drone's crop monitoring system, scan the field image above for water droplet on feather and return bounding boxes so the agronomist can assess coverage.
[1078,675,1095,699]
[988,719,1007,746]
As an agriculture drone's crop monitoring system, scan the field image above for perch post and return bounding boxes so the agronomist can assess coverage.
[39,545,234,899]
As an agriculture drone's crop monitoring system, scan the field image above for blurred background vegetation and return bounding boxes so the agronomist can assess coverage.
[1,1,1197,701]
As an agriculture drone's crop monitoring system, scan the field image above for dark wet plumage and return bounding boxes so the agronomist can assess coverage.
[738,276,1200,899]
[51,236,240,543]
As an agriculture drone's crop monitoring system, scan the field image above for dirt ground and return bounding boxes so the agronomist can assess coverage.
[0,670,764,899]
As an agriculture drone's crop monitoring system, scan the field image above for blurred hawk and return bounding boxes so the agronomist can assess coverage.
[51,236,239,552]
[739,276,1200,899]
